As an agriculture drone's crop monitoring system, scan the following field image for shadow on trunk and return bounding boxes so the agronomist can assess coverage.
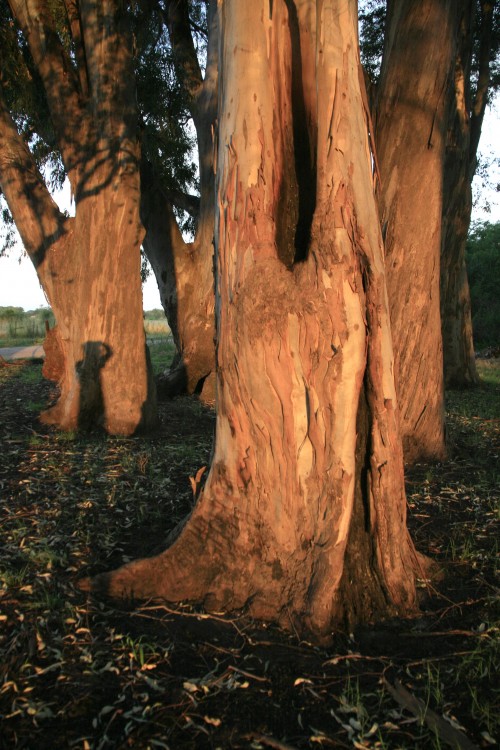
[76,341,112,430]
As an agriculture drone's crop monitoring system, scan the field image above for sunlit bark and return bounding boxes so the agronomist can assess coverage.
[86,0,424,641]
[440,0,494,388]
[375,0,457,463]
[0,0,157,433]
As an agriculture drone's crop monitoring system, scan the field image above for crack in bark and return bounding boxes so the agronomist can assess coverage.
[274,0,317,268]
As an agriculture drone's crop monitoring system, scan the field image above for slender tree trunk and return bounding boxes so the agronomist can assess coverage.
[140,0,218,401]
[441,0,494,387]
[1,0,157,434]
[375,0,458,463]
[441,98,479,387]
[87,0,423,642]
[141,162,216,400]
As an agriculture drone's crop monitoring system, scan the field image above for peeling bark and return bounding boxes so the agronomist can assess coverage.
[86,0,422,641]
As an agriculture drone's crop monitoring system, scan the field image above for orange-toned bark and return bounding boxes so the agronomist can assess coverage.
[441,0,488,388]
[1,0,157,434]
[375,0,457,463]
[42,322,64,383]
[86,0,423,641]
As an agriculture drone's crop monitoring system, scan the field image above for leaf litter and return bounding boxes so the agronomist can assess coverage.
[0,360,499,749]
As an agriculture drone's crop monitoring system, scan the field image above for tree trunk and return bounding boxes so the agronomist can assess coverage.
[1,0,157,434]
[41,171,157,434]
[86,0,423,642]
[375,0,457,463]
[140,0,218,402]
[440,0,493,388]
[441,124,479,387]
[140,162,215,400]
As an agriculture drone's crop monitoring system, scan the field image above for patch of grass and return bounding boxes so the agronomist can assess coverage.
[445,361,499,481]
[16,363,44,384]
[454,628,500,737]
[0,564,30,589]
[446,383,500,423]
[477,358,500,386]
[148,339,176,375]
[25,400,46,413]
[55,429,78,442]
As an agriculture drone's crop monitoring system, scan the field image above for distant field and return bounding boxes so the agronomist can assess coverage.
[144,318,171,336]
[0,320,53,348]
[0,314,171,348]
[476,357,500,385]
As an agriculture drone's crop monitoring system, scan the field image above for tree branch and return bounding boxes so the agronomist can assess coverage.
[0,83,68,266]
[163,0,203,116]
[8,0,85,172]
[469,0,495,179]
[167,187,200,217]
[62,0,89,98]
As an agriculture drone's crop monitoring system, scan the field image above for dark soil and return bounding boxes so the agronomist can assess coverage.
[0,361,498,750]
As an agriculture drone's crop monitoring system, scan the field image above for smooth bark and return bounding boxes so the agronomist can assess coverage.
[441,1,479,387]
[86,0,423,641]
[441,0,495,387]
[375,0,457,463]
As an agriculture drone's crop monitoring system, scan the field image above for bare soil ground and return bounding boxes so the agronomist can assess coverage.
[0,359,498,749]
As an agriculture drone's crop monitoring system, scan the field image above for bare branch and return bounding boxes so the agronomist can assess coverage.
[167,187,200,217]
[8,0,85,170]
[469,0,495,178]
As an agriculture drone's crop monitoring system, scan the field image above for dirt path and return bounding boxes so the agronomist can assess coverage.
[0,344,45,361]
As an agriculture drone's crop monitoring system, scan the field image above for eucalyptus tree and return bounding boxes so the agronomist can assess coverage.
[361,0,500,397]
[440,0,499,387]
[0,0,157,433]
[0,0,218,402]
[374,0,459,463]
[85,0,426,641]
[139,0,218,400]
[357,0,500,463]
